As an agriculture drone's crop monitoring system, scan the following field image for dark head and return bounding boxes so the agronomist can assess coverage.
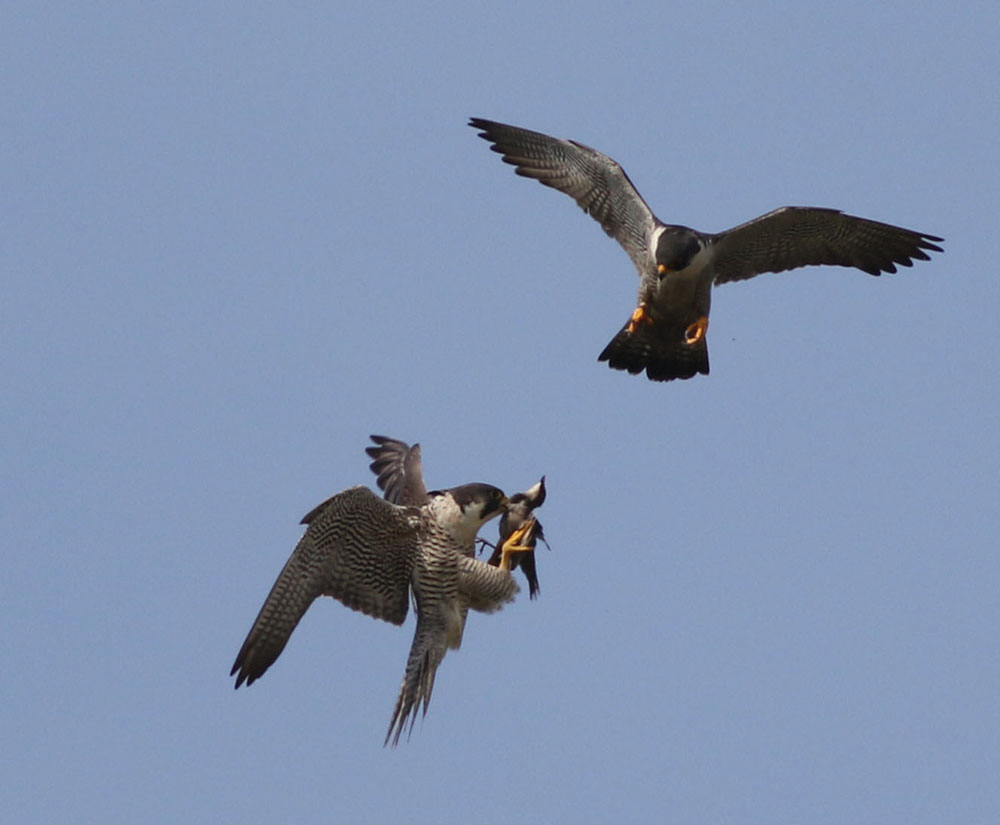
[499,476,547,542]
[508,475,546,513]
[431,482,509,525]
[654,226,702,274]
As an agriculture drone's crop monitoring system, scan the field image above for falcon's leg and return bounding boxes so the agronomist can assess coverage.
[626,303,653,334]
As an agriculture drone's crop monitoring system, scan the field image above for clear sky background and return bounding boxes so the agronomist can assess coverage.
[4,2,998,823]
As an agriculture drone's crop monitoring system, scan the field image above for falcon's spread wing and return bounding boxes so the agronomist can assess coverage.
[711,206,944,284]
[470,118,659,276]
[366,435,429,506]
[231,486,419,688]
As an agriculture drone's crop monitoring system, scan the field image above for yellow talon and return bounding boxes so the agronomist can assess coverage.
[684,316,708,345]
[498,518,537,571]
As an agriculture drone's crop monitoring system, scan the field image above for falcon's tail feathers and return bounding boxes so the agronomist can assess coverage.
[598,320,709,383]
[385,636,445,747]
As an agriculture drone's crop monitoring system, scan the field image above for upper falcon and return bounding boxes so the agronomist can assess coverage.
[470,117,944,382]
[231,476,516,747]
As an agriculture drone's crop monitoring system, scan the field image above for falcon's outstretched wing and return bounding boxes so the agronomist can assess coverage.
[711,206,944,284]
[470,118,659,276]
[231,486,419,688]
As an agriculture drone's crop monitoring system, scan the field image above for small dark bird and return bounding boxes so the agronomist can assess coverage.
[470,117,944,381]
[488,476,548,599]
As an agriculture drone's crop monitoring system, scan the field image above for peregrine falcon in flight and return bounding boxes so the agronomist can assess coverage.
[231,475,529,746]
[367,437,549,598]
[470,117,944,382]
[486,476,548,600]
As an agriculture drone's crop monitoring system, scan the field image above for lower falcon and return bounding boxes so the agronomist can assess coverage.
[231,474,523,746]
[470,117,944,382]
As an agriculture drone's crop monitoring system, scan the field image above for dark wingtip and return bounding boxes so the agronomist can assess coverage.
[232,667,261,689]
[468,118,511,154]
[468,117,493,137]
[232,639,266,688]
[365,436,383,461]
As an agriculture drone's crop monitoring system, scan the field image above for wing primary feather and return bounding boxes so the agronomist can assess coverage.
[231,487,418,689]
[712,206,944,285]
[469,117,659,277]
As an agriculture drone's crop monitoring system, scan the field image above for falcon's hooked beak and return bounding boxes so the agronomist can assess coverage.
[486,493,509,520]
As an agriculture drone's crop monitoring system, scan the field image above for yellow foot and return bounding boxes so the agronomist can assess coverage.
[684,316,708,345]
[499,518,537,571]
[626,303,652,334]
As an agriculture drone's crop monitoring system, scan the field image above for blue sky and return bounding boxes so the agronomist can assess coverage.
[3,2,998,823]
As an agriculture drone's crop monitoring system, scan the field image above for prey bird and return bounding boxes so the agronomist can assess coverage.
[487,476,548,600]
